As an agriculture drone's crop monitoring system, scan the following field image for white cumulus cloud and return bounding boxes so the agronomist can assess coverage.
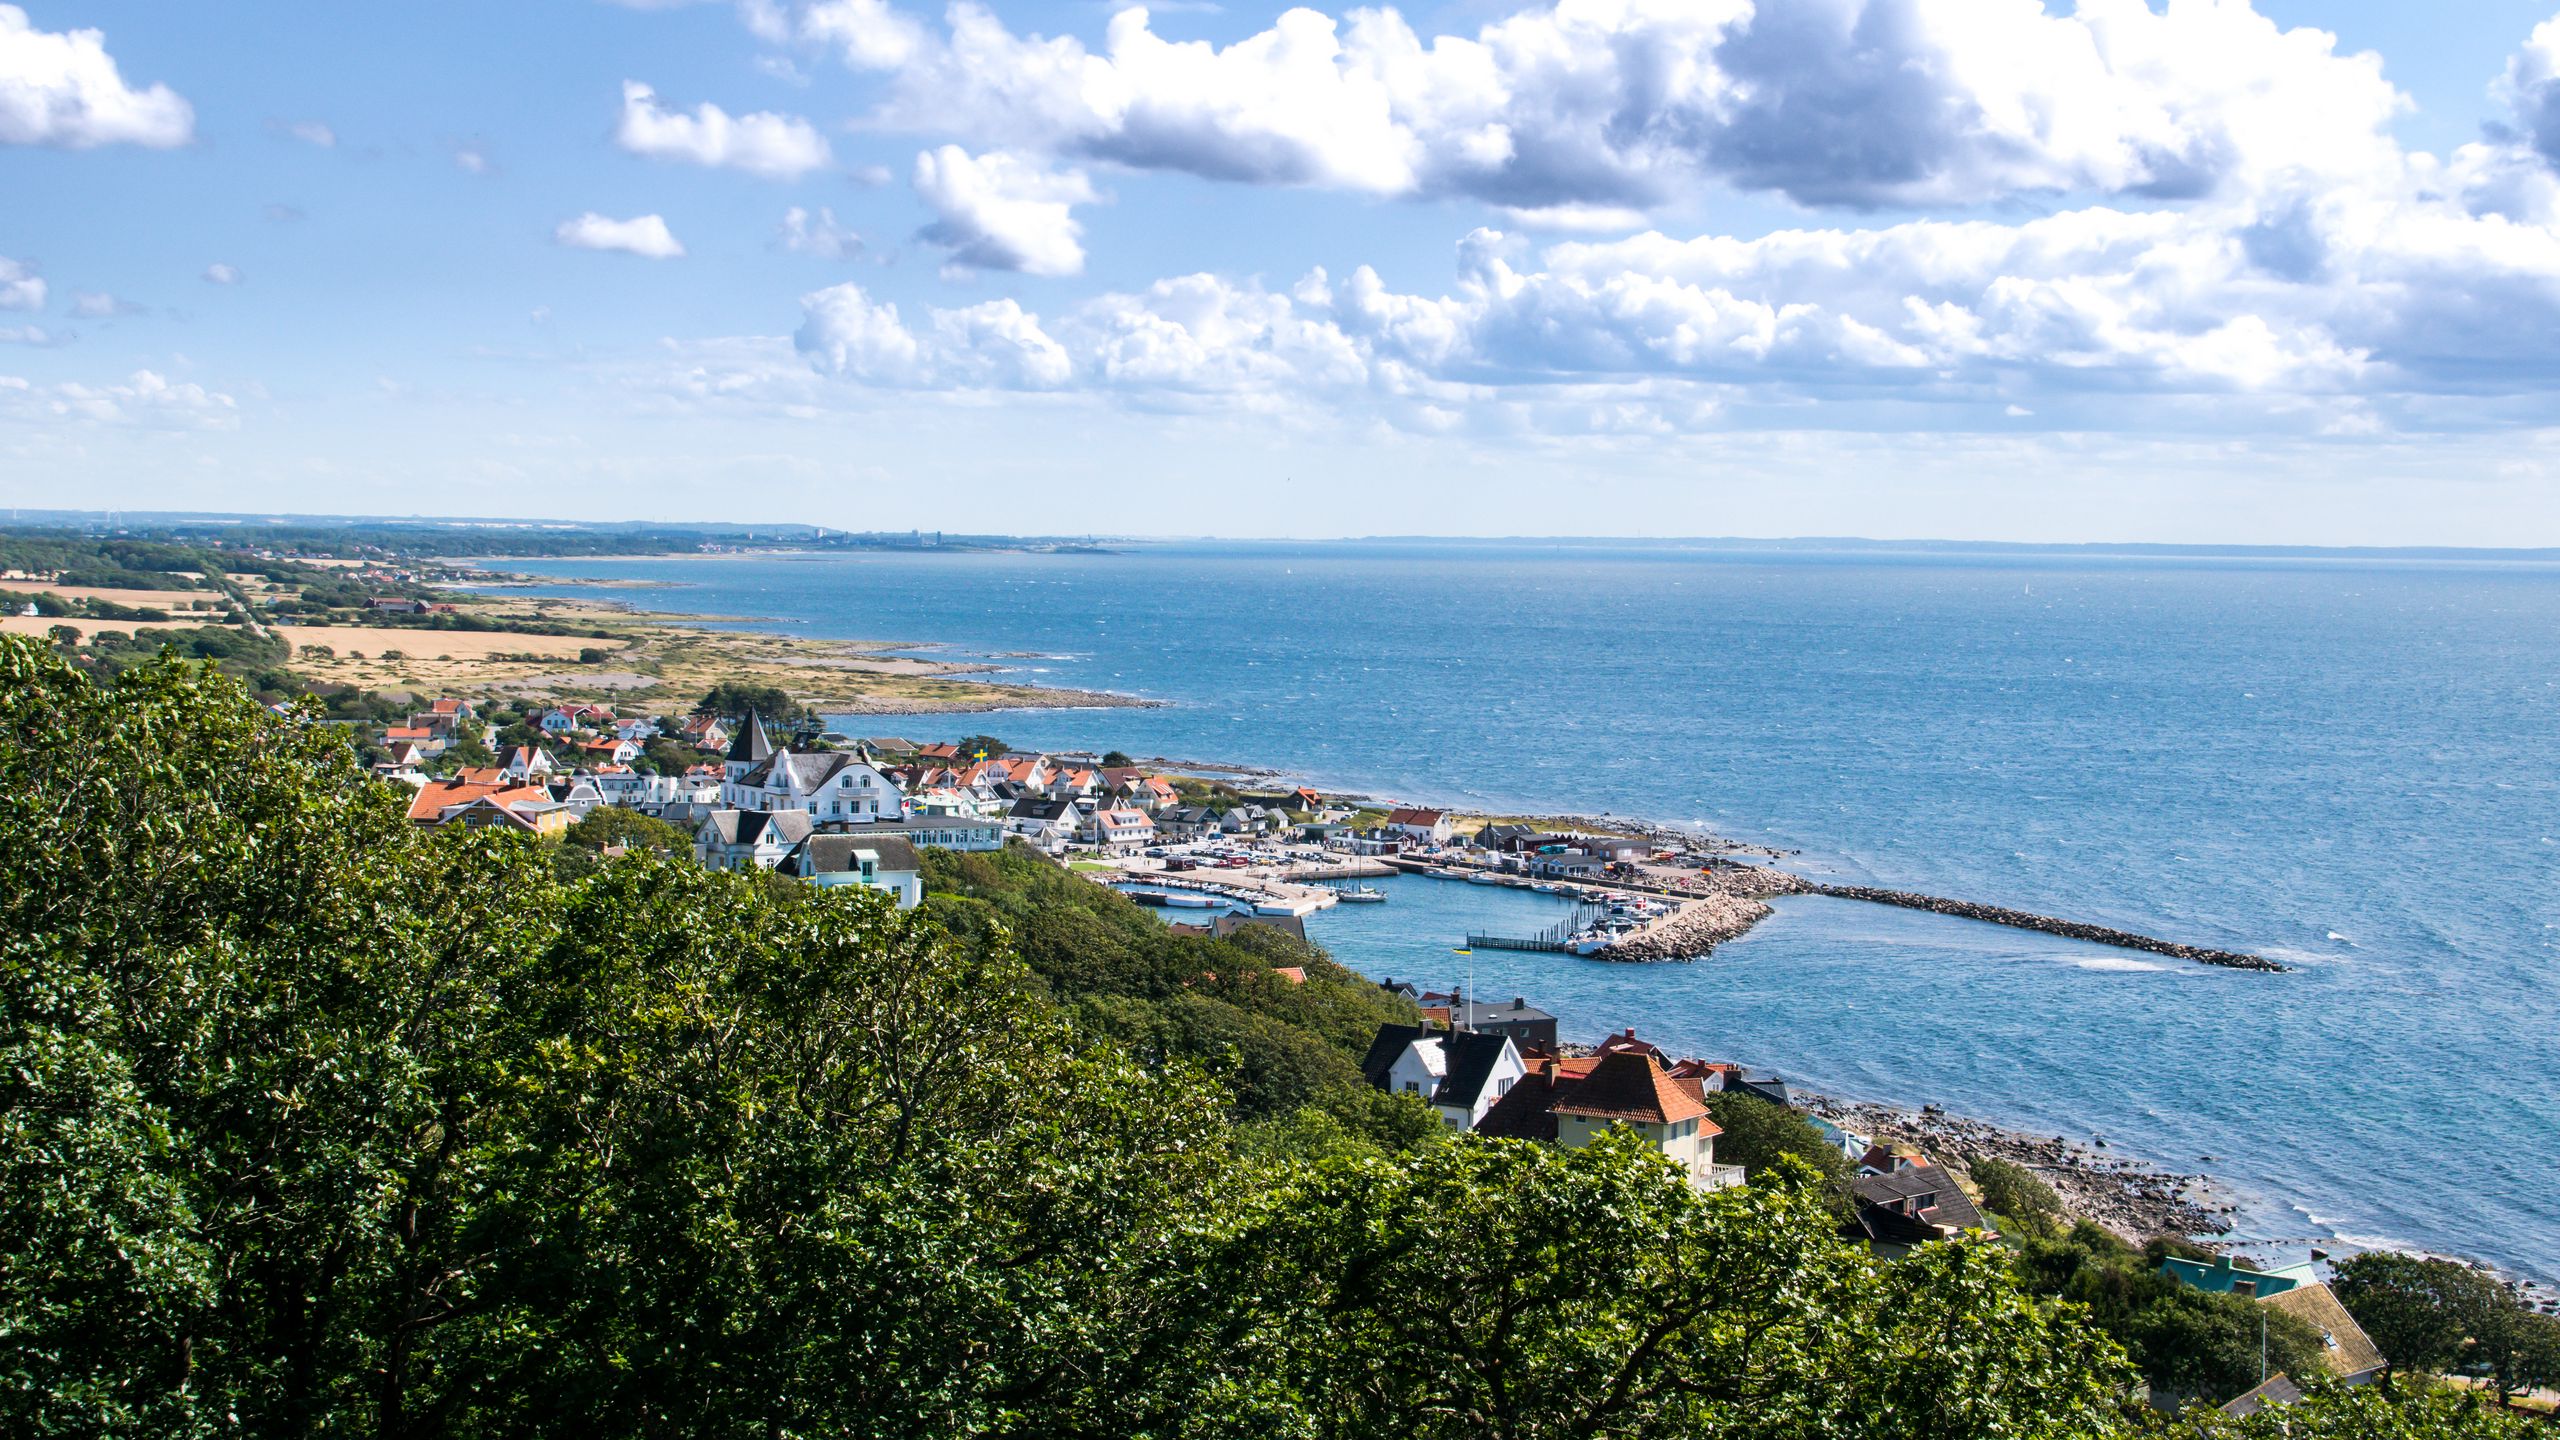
[2498,14,2560,170]
[0,255,41,310]
[752,0,2408,215]
[912,145,1097,275]
[0,368,236,429]
[201,262,242,285]
[554,212,686,258]
[777,204,863,259]
[615,79,831,179]
[0,4,193,148]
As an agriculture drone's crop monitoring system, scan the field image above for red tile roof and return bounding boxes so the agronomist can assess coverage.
[406,778,549,824]
[1551,1051,1714,1127]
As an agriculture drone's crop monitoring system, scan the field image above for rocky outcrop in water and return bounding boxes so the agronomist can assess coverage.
[1810,885,2288,972]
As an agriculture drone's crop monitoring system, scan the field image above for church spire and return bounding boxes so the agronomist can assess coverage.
[726,709,774,765]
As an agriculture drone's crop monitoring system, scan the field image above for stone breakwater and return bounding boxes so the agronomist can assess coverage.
[1592,895,1776,961]
[1809,885,2289,973]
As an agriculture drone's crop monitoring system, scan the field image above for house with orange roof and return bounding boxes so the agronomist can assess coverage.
[1086,805,1156,854]
[1465,1043,1743,1191]
[1552,1050,1741,1190]
[678,712,731,752]
[1386,807,1453,844]
[443,794,574,837]
[995,754,1051,789]
[1046,764,1101,800]
[406,776,558,830]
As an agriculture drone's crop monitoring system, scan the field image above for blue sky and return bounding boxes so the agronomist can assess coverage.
[7,0,2560,543]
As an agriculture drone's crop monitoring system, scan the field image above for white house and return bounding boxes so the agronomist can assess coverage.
[535,776,607,821]
[694,808,815,871]
[1359,1025,1528,1132]
[501,745,555,781]
[679,713,730,752]
[1087,806,1156,853]
[1006,798,1079,849]
[615,717,661,742]
[718,713,906,823]
[1386,807,1453,845]
[724,750,907,822]
[1551,1051,1740,1191]
[780,834,925,909]
[830,818,1005,852]
[374,741,429,786]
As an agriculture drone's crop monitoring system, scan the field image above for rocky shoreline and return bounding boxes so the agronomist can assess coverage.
[1806,1096,2240,1248]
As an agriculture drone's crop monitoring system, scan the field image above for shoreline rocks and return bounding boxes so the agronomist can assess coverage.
[1807,1096,2240,1247]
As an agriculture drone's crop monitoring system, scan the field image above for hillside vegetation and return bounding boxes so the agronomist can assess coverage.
[0,636,2526,1440]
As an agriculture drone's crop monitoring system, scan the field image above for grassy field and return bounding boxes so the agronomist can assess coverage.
[274,624,617,659]
[0,615,231,641]
[15,584,226,609]
[10,581,1153,718]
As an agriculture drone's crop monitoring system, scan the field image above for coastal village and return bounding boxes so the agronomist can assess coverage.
[369,689,2411,1415]
[8,526,2538,1419]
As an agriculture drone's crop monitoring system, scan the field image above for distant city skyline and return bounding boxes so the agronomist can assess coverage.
[7,0,2560,544]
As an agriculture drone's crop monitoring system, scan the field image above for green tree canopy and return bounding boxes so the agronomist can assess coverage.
[2334,1252,2506,1384]
[1706,1090,1856,1210]
[562,804,694,854]
[0,634,2520,1440]
[698,680,805,723]
[1971,1155,2064,1237]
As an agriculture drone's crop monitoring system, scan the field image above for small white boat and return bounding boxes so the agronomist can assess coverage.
[1162,893,1219,909]
[1465,871,1505,886]
[1334,885,1387,903]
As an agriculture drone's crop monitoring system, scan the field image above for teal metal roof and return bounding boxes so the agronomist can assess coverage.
[2160,1254,2317,1297]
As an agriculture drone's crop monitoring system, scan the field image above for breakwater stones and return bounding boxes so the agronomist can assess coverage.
[1592,895,1772,962]
[1809,885,2289,973]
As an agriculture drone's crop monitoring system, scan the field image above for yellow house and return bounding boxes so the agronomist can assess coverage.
[1552,1051,1744,1190]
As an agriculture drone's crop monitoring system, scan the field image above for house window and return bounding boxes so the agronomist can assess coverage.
[2233,1280,2257,1298]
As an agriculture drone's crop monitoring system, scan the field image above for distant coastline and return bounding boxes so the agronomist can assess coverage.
[475,545,2550,1290]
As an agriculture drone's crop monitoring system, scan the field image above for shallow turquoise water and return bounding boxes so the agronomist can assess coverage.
[492,542,2560,1277]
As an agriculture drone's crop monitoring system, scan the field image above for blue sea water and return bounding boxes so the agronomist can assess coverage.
[489,542,2560,1279]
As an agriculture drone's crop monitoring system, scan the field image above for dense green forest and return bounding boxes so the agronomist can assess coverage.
[0,636,2531,1439]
